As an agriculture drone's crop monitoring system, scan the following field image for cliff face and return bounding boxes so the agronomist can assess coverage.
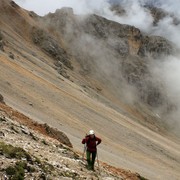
[42,8,174,110]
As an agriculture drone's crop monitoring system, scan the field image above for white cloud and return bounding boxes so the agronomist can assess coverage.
[14,0,111,16]
[112,1,154,32]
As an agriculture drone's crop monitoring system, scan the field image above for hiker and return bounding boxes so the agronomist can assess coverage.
[82,130,101,170]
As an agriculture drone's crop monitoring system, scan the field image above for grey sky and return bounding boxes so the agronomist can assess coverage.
[14,0,111,16]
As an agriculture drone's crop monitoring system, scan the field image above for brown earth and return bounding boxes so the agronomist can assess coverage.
[0,1,180,179]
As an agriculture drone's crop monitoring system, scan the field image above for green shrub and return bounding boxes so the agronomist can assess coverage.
[11,174,24,180]
[0,142,31,161]
[6,166,16,175]
[5,161,26,180]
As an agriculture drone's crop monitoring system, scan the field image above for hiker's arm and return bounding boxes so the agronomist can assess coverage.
[96,137,102,145]
[82,138,86,144]
[82,136,89,144]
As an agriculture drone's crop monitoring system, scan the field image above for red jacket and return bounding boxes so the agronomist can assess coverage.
[82,135,101,152]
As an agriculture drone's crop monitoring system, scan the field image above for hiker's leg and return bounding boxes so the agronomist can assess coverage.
[86,151,91,169]
[91,151,97,170]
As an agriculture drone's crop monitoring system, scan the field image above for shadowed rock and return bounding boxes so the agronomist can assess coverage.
[43,123,72,148]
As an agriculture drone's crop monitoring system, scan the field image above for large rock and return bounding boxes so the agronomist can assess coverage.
[43,123,72,148]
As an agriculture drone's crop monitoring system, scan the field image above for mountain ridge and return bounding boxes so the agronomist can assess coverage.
[0,1,180,179]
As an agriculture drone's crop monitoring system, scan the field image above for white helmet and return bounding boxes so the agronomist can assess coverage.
[89,130,95,135]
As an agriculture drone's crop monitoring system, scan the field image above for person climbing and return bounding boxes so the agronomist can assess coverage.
[82,130,101,171]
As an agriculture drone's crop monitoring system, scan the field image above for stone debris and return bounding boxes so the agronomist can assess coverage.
[0,113,125,180]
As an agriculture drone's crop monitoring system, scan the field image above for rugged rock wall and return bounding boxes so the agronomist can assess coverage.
[42,8,174,109]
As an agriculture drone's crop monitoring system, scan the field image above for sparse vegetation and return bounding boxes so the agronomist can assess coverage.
[5,161,26,180]
[0,142,31,161]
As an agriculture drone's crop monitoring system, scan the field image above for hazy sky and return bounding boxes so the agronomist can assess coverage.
[14,0,180,16]
[14,0,111,16]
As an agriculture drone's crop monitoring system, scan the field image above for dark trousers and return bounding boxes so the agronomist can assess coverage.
[86,150,96,170]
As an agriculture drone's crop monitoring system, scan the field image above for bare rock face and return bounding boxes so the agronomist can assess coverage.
[148,6,167,25]
[31,27,73,70]
[138,36,173,58]
[42,8,174,108]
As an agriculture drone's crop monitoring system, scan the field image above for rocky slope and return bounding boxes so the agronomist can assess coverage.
[0,100,144,180]
[0,1,180,179]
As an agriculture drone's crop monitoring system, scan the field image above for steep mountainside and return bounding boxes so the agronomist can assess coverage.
[0,100,144,179]
[42,7,175,125]
[0,1,180,179]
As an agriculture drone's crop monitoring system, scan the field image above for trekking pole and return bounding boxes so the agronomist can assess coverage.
[82,143,86,162]
[96,150,101,175]
[82,134,87,162]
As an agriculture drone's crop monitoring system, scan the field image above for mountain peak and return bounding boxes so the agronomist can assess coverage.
[0,1,180,180]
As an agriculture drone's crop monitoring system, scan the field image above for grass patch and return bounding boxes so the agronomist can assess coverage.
[0,141,31,161]
[6,161,26,180]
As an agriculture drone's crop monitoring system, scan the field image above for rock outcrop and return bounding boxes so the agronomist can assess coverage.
[138,36,173,58]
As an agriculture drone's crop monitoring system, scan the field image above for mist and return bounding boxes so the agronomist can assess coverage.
[14,0,180,132]
[14,0,180,45]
